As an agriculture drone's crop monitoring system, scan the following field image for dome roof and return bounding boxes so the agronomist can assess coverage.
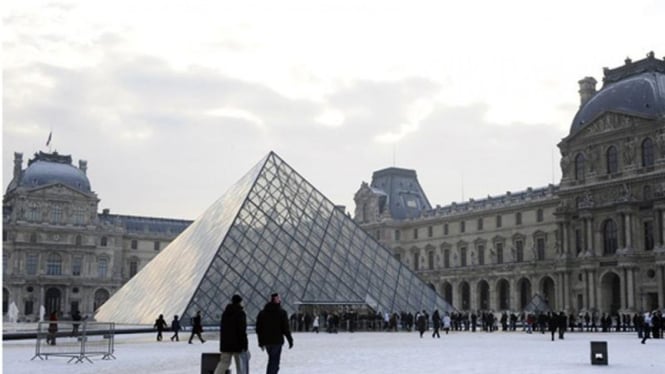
[570,53,665,134]
[16,152,91,193]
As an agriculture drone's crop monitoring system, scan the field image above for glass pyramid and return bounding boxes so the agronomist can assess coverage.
[95,152,453,326]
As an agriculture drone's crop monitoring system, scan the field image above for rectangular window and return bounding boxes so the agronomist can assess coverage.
[413,228,418,240]
[428,251,434,270]
[394,253,401,262]
[516,240,524,262]
[644,221,655,251]
[496,242,504,264]
[52,206,63,224]
[444,224,449,236]
[460,221,466,233]
[575,229,583,254]
[154,241,160,251]
[496,215,502,228]
[477,218,483,231]
[516,212,522,225]
[73,208,85,225]
[478,245,485,265]
[72,256,82,276]
[2,254,8,274]
[395,230,401,241]
[26,254,38,275]
[2,230,7,242]
[98,258,108,279]
[460,247,467,267]
[444,249,450,268]
[428,226,433,238]
[375,230,381,240]
[536,238,545,260]
[131,239,138,250]
[537,209,544,222]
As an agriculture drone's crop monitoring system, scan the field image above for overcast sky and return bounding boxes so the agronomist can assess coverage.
[3,0,664,220]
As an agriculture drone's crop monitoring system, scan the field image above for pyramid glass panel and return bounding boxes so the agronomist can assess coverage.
[96,152,453,326]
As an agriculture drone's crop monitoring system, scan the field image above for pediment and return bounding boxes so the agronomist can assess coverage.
[567,111,649,144]
[26,183,96,200]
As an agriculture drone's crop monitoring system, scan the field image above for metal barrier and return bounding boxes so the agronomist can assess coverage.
[32,321,116,363]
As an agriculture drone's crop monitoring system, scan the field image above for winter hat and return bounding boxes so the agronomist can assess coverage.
[232,294,242,304]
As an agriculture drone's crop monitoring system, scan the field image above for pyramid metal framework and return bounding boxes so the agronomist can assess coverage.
[96,152,453,326]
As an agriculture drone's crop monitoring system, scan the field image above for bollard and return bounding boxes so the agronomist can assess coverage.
[590,341,608,365]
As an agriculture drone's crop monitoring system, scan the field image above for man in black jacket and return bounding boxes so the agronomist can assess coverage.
[214,295,249,374]
[256,293,293,374]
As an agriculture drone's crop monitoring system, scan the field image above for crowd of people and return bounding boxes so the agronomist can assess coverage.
[285,307,665,342]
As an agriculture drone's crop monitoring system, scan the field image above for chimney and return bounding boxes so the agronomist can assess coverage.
[14,152,23,179]
[79,160,88,175]
[578,76,597,107]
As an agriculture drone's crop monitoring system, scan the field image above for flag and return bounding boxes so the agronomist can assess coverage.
[46,132,52,146]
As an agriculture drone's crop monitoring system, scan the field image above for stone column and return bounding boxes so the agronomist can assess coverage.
[620,267,627,311]
[509,278,518,312]
[625,214,633,249]
[626,267,635,310]
[450,281,462,310]
[658,266,664,311]
[660,210,665,246]
[589,270,597,310]
[488,280,497,311]
[563,272,571,312]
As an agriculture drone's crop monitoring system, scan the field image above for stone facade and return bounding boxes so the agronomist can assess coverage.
[2,152,191,321]
[354,54,665,315]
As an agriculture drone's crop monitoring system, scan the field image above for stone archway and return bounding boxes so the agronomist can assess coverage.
[459,281,470,311]
[600,272,621,314]
[477,280,490,311]
[517,278,531,310]
[441,282,453,304]
[45,287,61,315]
[3,288,9,315]
[94,289,110,311]
[496,279,510,311]
[540,276,556,310]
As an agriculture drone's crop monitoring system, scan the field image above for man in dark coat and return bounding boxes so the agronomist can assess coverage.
[188,310,205,344]
[214,294,249,374]
[256,293,293,374]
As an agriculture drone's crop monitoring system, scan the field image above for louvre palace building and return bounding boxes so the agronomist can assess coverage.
[3,52,665,322]
[2,151,192,320]
[354,52,665,316]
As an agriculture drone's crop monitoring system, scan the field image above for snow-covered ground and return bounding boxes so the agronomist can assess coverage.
[3,328,663,373]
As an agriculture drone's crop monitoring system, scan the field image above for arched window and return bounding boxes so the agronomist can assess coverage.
[642,138,654,167]
[606,146,618,174]
[100,236,108,247]
[603,219,618,255]
[94,289,110,310]
[575,153,586,180]
[129,260,139,277]
[46,253,62,275]
[427,251,434,270]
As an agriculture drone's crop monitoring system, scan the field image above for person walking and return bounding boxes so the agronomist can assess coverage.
[71,309,82,337]
[312,315,320,333]
[214,294,249,374]
[154,314,168,341]
[47,311,58,345]
[188,311,206,344]
[170,315,181,341]
[416,311,427,338]
[256,293,294,374]
[442,313,452,335]
[431,310,441,338]
[641,311,653,344]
